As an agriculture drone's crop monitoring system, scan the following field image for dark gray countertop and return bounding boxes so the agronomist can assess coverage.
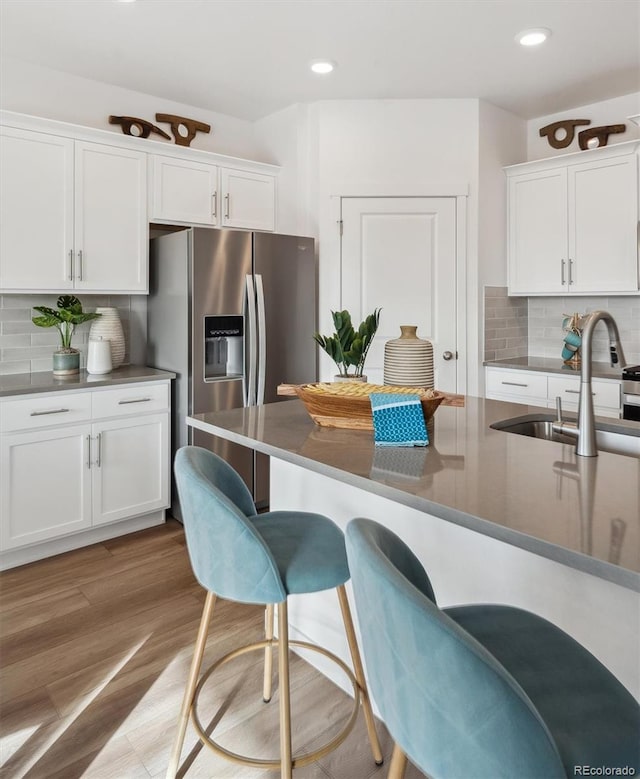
[483,356,623,380]
[188,397,640,591]
[0,366,175,397]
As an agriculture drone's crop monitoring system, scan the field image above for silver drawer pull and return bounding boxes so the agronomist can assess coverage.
[501,381,528,388]
[118,397,152,405]
[564,389,595,395]
[30,408,70,416]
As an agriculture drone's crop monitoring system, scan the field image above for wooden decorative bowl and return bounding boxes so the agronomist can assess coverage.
[294,383,446,430]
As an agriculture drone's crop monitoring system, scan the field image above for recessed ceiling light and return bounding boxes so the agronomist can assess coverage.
[310,60,335,75]
[116,0,137,3]
[516,28,551,46]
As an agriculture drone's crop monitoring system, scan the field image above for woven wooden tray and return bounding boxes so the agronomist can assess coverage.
[291,383,451,430]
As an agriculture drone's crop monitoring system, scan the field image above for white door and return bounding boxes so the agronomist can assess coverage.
[220,168,275,232]
[0,425,92,550]
[150,155,219,226]
[0,127,74,291]
[74,141,148,292]
[508,168,567,295]
[340,197,458,392]
[91,414,169,526]
[569,156,639,294]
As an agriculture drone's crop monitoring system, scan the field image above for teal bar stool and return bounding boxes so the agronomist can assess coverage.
[345,517,640,779]
[167,447,383,779]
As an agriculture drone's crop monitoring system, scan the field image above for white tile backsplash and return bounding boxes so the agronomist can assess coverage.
[0,294,147,374]
[485,288,640,366]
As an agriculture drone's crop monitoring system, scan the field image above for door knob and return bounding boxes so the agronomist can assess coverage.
[443,350,454,361]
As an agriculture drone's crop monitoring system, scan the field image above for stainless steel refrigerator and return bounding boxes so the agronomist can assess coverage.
[147,227,316,515]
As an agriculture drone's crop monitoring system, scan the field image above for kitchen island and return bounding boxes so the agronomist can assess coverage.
[187,396,640,699]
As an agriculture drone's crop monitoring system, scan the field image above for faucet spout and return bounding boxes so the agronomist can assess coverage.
[575,311,626,457]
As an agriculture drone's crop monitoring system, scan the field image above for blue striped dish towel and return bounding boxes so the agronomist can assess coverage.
[369,393,429,447]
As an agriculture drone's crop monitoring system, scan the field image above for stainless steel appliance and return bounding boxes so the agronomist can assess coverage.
[622,365,640,421]
[147,227,316,515]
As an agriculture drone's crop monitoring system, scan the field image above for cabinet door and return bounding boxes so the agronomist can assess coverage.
[221,168,275,231]
[508,168,567,295]
[74,141,148,292]
[0,127,74,291]
[91,413,169,526]
[0,425,92,550]
[569,156,639,293]
[150,155,218,225]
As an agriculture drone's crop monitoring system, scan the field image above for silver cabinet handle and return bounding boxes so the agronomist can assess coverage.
[78,249,83,281]
[443,350,454,361]
[118,397,151,405]
[87,434,92,469]
[561,258,566,285]
[212,191,217,218]
[568,258,574,285]
[564,389,595,395]
[501,381,528,387]
[69,249,74,281]
[96,432,102,467]
[224,193,230,219]
[30,408,70,416]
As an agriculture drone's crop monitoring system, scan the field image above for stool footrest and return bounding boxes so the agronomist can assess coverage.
[190,637,362,770]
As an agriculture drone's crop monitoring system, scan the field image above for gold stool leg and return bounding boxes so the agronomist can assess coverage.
[337,585,384,765]
[388,742,408,779]
[277,601,293,779]
[166,591,216,779]
[263,603,275,702]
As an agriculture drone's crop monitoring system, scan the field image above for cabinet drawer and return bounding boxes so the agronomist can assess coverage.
[548,376,621,410]
[486,369,547,401]
[91,383,169,419]
[0,392,92,433]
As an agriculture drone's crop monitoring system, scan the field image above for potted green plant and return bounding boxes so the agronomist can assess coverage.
[32,295,102,376]
[314,308,381,381]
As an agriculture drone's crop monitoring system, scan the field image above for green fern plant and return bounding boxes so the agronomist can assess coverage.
[313,308,381,377]
[32,295,101,353]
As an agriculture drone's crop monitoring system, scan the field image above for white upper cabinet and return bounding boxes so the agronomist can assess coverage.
[149,154,276,232]
[149,155,219,226]
[0,127,148,293]
[74,141,148,292]
[506,143,639,296]
[0,127,75,291]
[220,168,275,231]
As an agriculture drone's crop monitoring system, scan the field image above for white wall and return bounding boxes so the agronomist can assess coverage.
[0,57,264,161]
[477,103,527,393]
[253,103,315,237]
[527,92,640,161]
[311,99,481,391]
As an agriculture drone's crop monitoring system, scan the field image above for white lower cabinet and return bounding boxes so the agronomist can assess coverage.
[0,381,170,563]
[1,425,92,549]
[92,414,168,526]
[485,366,621,418]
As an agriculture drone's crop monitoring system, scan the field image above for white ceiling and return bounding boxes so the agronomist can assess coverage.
[1,0,638,122]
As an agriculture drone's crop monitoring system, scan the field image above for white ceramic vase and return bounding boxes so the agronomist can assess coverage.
[89,307,125,368]
[384,325,434,388]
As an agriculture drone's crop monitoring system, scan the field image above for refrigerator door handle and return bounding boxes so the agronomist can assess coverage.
[245,274,257,406]
[255,274,267,404]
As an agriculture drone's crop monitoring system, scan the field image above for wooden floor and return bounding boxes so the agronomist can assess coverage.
[0,520,424,779]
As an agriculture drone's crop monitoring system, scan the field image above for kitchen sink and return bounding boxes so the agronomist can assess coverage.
[490,414,640,458]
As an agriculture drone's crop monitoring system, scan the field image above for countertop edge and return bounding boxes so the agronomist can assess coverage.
[0,367,176,397]
[483,357,623,381]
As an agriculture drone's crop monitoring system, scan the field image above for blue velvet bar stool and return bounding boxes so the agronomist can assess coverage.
[345,517,640,779]
[167,447,383,779]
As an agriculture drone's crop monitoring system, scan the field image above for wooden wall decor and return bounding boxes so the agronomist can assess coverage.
[578,124,626,150]
[108,115,171,140]
[539,119,591,149]
[155,113,211,147]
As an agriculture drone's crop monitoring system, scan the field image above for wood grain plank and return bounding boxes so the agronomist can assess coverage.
[0,587,90,638]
